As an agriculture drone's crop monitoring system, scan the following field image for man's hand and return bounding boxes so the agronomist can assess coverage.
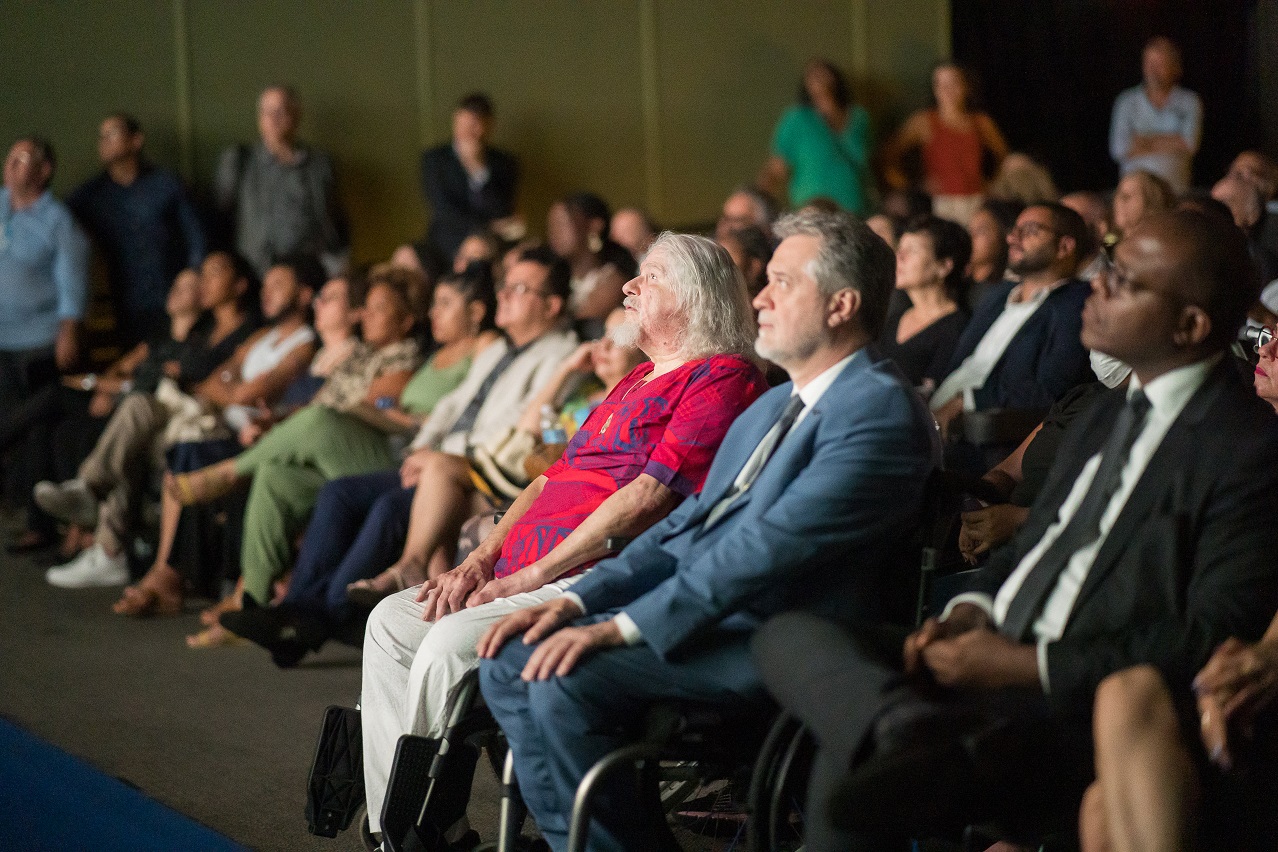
[416,559,493,622]
[958,504,1029,564]
[1193,637,1278,768]
[903,602,991,675]
[932,396,964,442]
[476,596,584,660]
[921,629,1039,689]
[467,565,547,608]
[55,321,80,371]
[519,619,625,681]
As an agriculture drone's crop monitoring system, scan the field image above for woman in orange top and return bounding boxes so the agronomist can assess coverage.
[884,63,1009,225]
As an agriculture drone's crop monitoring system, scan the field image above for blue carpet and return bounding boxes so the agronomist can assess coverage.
[0,717,247,851]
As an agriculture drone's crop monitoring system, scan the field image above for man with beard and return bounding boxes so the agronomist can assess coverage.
[930,203,1094,440]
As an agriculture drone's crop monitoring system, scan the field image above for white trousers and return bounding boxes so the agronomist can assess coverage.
[360,573,585,833]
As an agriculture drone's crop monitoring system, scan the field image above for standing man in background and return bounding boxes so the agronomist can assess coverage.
[420,93,520,269]
[215,86,349,278]
[1109,36,1202,194]
[0,137,88,408]
[69,113,205,347]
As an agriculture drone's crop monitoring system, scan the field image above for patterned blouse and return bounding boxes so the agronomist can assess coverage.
[309,338,421,412]
[493,353,766,579]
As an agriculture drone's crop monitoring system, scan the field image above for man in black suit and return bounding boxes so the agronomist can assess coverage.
[420,92,519,266]
[754,209,1278,851]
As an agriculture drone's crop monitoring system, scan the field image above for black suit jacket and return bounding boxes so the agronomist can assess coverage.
[972,357,1278,712]
[420,144,518,262]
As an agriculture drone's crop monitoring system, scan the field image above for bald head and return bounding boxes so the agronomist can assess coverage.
[1148,210,1257,348]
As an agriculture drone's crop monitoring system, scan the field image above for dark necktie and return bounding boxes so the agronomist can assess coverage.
[1000,390,1152,641]
[450,341,528,437]
[702,394,807,529]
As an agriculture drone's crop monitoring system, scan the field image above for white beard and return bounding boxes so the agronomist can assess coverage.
[609,314,643,350]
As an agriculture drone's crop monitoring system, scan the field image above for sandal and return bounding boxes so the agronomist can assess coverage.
[185,623,248,648]
[168,460,242,507]
[112,583,182,617]
[345,565,407,610]
[200,580,243,627]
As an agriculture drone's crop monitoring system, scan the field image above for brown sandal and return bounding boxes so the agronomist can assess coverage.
[168,460,242,507]
[186,623,247,648]
[112,583,183,617]
[345,564,407,610]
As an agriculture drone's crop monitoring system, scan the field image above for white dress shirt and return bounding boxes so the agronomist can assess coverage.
[946,356,1217,691]
[931,280,1069,412]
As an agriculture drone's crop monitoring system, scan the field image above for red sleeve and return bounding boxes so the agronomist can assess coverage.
[643,355,766,496]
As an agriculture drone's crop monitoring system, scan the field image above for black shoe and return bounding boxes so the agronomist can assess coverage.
[220,606,325,668]
[829,736,975,840]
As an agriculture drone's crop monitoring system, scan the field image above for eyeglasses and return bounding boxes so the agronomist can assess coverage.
[1254,326,1276,354]
[496,282,549,298]
[1009,221,1058,240]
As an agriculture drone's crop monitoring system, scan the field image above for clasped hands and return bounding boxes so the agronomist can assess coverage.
[476,596,624,682]
[415,550,555,622]
[903,602,1040,689]
[1193,637,1278,770]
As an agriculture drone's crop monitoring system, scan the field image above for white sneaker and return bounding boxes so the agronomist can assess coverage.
[46,544,129,589]
[34,479,99,527]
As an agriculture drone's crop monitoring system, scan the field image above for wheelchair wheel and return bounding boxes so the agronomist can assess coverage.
[747,714,813,852]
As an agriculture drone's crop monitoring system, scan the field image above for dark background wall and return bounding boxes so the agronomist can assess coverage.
[952,0,1271,193]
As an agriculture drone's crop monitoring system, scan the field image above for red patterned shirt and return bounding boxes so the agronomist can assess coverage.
[493,354,766,579]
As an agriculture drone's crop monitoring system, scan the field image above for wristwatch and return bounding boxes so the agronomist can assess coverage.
[81,374,97,391]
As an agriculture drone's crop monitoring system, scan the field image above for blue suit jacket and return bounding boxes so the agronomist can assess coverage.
[570,346,941,666]
[945,278,1094,410]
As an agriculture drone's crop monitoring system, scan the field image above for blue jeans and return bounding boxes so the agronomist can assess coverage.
[283,470,415,621]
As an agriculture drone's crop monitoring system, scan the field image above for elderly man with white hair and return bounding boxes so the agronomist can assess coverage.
[357,231,766,848]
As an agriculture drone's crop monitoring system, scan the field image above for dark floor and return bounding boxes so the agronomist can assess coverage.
[0,507,508,852]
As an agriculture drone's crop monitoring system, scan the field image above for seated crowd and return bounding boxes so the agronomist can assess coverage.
[6,46,1278,852]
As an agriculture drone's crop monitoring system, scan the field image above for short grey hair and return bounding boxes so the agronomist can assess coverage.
[773,210,896,339]
[645,232,758,359]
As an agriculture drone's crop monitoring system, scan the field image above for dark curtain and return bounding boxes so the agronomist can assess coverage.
[950,0,1263,192]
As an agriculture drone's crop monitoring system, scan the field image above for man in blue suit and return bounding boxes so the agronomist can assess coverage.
[477,210,941,851]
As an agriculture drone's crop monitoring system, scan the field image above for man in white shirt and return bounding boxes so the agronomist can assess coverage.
[754,209,1278,851]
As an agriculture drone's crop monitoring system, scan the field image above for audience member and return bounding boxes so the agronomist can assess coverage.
[608,207,657,261]
[1110,169,1177,243]
[0,137,89,408]
[715,185,779,242]
[1212,175,1278,284]
[987,151,1059,206]
[1226,149,1278,268]
[878,214,972,392]
[546,193,636,332]
[1061,190,1112,282]
[865,214,898,250]
[1,269,203,556]
[715,224,772,296]
[964,198,1020,310]
[1109,36,1202,194]
[450,229,501,276]
[161,267,429,638]
[477,211,938,852]
[214,86,349,277]
[885,63,1009,225]
[36,251,261,589]
[759,59,872,215]
[931,203,1094,438]
[421,93,520,267]
[67,113,205,346]
[754,209,1278,852]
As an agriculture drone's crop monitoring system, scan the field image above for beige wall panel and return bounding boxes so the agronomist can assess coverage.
[652,0,857,225]
[428,0,646,240]
[0,0,180,195]
[186,0,423,264]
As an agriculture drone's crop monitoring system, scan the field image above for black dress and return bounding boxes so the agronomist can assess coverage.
[877,301,970,387]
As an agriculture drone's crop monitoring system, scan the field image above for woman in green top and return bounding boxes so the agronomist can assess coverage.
[759,59,873,215]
